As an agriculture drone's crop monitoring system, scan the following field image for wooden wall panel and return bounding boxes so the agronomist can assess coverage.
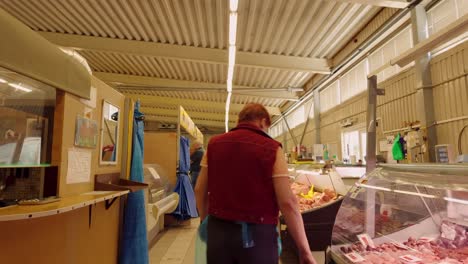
[144,132,178,187]
[53,76,125,196]
[0,200,120,264]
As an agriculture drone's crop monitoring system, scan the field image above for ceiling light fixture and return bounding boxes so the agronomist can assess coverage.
[229,14,238,45]
[225,0,239,132]
[0,78,7,83]
[225,92,232,132]
[229,0,238,12]
[8,83,32,92]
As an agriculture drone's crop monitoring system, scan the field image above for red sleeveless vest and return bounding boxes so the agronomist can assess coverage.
[207,123,281,224]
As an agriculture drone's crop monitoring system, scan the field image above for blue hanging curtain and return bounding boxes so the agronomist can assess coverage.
[172,136,198,220]
[120,100,149,264]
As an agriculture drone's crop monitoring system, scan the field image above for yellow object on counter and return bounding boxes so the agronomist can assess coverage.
[300,185,315,199]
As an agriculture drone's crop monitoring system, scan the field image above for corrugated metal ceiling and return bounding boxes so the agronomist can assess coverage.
[0,0,228,48]
[237,0,380,58]
[0,0,384,128]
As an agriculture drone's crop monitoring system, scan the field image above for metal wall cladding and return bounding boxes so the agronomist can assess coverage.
[236,0,379,58]
[431,41,468,150]
[332,8,398,65]
[0,0,228,49]
[376,69,418,132]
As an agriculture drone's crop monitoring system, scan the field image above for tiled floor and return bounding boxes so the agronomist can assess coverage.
[149,219,325,264]
[149,219,198,264]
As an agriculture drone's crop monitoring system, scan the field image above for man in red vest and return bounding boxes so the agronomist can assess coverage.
[195,103,317,264]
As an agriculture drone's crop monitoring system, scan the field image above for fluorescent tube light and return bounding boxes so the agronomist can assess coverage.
[358,183,392,192]
[229,13,238,45]
[394,190,437,199]
[227,82,233,93]
[229,46,236,66]
[0,78,7,83]
[8,83,32,92]
[230,0,238,12]
[227,65,235,84]
[225,92,233,132]
[444,197,468,205]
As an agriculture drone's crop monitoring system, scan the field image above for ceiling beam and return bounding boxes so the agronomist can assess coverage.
[40,32,331,73]
[124,94,281,115]
[332,0,409,8]
[140,106,238,122]
[94,72,251,89]
[145,115,235,128]
[96,73,299,100]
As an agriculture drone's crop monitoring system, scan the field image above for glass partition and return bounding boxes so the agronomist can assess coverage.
[0,67,56,166]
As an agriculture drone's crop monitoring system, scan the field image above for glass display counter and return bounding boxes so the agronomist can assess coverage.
[282,164,348,251]
[330,164,468,264]
[144,164,179,241]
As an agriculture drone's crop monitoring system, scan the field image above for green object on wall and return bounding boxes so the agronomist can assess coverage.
[392,134,404,161]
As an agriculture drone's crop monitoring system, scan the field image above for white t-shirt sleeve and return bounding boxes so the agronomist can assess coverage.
[272,147,290,178]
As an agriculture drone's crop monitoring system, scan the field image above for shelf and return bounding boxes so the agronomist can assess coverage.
[95,173,148,192]
[0,190,129,222]
[0,164,52,168]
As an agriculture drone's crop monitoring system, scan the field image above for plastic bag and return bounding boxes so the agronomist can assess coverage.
[392,134,404,161]
[195,217,208,264]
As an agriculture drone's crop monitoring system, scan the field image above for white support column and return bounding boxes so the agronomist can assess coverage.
[366,75,378,172]
[313,89,321,144]
[411,4,437,162]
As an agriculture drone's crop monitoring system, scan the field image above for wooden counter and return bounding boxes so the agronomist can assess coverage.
[0,190,128,221]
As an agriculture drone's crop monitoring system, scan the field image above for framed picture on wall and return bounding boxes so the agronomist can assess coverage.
[74,116,98,148]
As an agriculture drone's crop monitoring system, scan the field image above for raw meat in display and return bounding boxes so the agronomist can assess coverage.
[337,222,468,264]
[290,182,338,212]
[333,206,409,240]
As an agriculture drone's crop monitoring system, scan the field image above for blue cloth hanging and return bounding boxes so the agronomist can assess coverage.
[119,100,149,264]
[172,136,198,220]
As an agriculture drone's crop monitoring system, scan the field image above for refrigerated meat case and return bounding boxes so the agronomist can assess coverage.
[330,164,468,264]
[144,164,179,241]
[281,163,349,252]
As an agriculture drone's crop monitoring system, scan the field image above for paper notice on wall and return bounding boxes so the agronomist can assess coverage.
[66,148,92,184]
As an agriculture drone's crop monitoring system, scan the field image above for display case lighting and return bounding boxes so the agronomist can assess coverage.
[394,190,437,199]
[8,83,32,92]
[444,197,468,205]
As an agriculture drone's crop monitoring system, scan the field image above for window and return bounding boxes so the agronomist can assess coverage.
[368,26,413,82]
[286,105,306,129]
[340,60,368,102]
[269,123,283,138]
[304,100,314,119]
[427,0,458,34]
[341,126,367,163]
[319,81,340,113]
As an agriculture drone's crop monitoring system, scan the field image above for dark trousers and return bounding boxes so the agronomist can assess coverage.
[191,170,200,188]
[207,216,278,264]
